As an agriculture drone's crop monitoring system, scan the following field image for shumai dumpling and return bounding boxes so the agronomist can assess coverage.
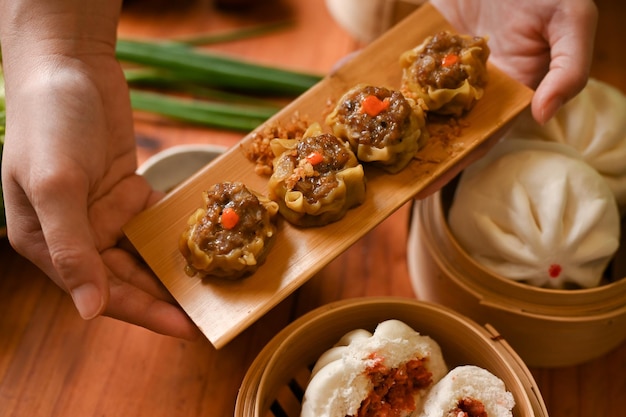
[503,78,626,212]
[325,84,427,173]
[301,320,448,417]
[448,139,620,289]
[179,181,279,280]
[400,30,490,116]
[268,123,366,227]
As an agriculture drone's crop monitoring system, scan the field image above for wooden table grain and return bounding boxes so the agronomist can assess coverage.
[1,1,624,416]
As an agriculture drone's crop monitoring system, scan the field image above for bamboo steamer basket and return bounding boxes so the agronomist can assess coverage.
[235,297,548,417]
[407,185,626,368]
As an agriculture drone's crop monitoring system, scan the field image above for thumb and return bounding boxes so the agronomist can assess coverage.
[532,2,597,124]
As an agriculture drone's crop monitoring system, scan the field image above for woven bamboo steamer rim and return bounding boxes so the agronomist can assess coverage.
[234,297,548,417]
[407,190,626,367]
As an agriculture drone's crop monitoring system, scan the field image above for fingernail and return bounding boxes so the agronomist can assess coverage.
[71,283,103,320]
[541,98,563,125]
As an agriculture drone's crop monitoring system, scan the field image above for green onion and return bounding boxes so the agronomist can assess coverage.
[124,68,286,107]
[130,90,277,131]
[171,20,294,46]
[116,39,323,95]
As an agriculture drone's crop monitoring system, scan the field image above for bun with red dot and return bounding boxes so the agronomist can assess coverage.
[448,139,620,289]
[503,78,626,214]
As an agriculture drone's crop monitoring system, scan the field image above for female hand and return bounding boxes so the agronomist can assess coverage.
[430,0,598,124]
[414,0,597,199]
[1,0,199,340]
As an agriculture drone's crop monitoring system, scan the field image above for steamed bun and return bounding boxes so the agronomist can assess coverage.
[417,365,515,417]
[300,319,447,417]
[505,78,626,211]
[448,139,620,289]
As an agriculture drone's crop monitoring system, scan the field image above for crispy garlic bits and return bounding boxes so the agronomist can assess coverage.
[326,84,428,173]
[179,181,279,280]
[400,30,490,116]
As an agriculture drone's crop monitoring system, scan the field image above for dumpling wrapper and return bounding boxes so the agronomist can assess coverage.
[448,139,620,289]
[504,78,626,211]
[417,365,515,417]
[300,319,447,417]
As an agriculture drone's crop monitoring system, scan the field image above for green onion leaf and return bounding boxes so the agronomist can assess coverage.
[116,39,322,95]
[130,90,277,131]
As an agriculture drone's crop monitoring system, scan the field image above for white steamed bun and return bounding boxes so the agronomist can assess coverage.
[505,78,626,211]
[300,319,447,417]
[417,365,515,417]
[448,139,620,289]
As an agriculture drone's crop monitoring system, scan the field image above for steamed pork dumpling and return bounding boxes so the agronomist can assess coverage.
[179,182,279,280]
[326,84,427,173]
[268,123,366,227]
[448,139,620,289]
[400,30,490,116]
[504,78,626,211]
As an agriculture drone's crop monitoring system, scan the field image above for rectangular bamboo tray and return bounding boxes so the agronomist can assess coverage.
[123,3,534,349]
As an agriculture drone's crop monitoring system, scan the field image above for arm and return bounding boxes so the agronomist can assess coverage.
[0,0,198,339]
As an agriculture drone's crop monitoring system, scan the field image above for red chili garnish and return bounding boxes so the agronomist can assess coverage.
[220,207,240,230]
[441,53,459,67]
[360,95,390,117]
[548,264,562,278]
[306,151,324,165]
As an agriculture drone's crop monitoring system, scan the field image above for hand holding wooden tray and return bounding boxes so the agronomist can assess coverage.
[123,3,533,349]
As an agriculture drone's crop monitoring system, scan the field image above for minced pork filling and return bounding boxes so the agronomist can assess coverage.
[446,397,488,417]
[352,356,433,417]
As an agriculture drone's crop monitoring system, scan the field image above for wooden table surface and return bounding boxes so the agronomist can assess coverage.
[1,1,624,416]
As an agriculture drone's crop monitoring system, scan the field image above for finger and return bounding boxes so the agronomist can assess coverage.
[88,173,154,249]
[531,1,598,124]
[103,248,201,340]
[102,245,177,303]
[107,280,200,340]
[35,170,109,320]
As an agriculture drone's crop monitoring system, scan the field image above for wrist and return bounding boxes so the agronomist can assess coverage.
[0,0,122,67]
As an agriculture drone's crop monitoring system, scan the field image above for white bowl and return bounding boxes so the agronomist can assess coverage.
[137,144,227,193]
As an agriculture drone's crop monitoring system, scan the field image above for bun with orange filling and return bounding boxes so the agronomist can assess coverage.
[300,319,447,417]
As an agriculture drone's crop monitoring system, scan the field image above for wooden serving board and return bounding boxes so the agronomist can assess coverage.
[123,3,533,349]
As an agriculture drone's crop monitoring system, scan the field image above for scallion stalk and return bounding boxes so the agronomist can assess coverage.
[171,20,294,46]
[129,90,277,131]
[116,39,323,95]
[124,68,286,108]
